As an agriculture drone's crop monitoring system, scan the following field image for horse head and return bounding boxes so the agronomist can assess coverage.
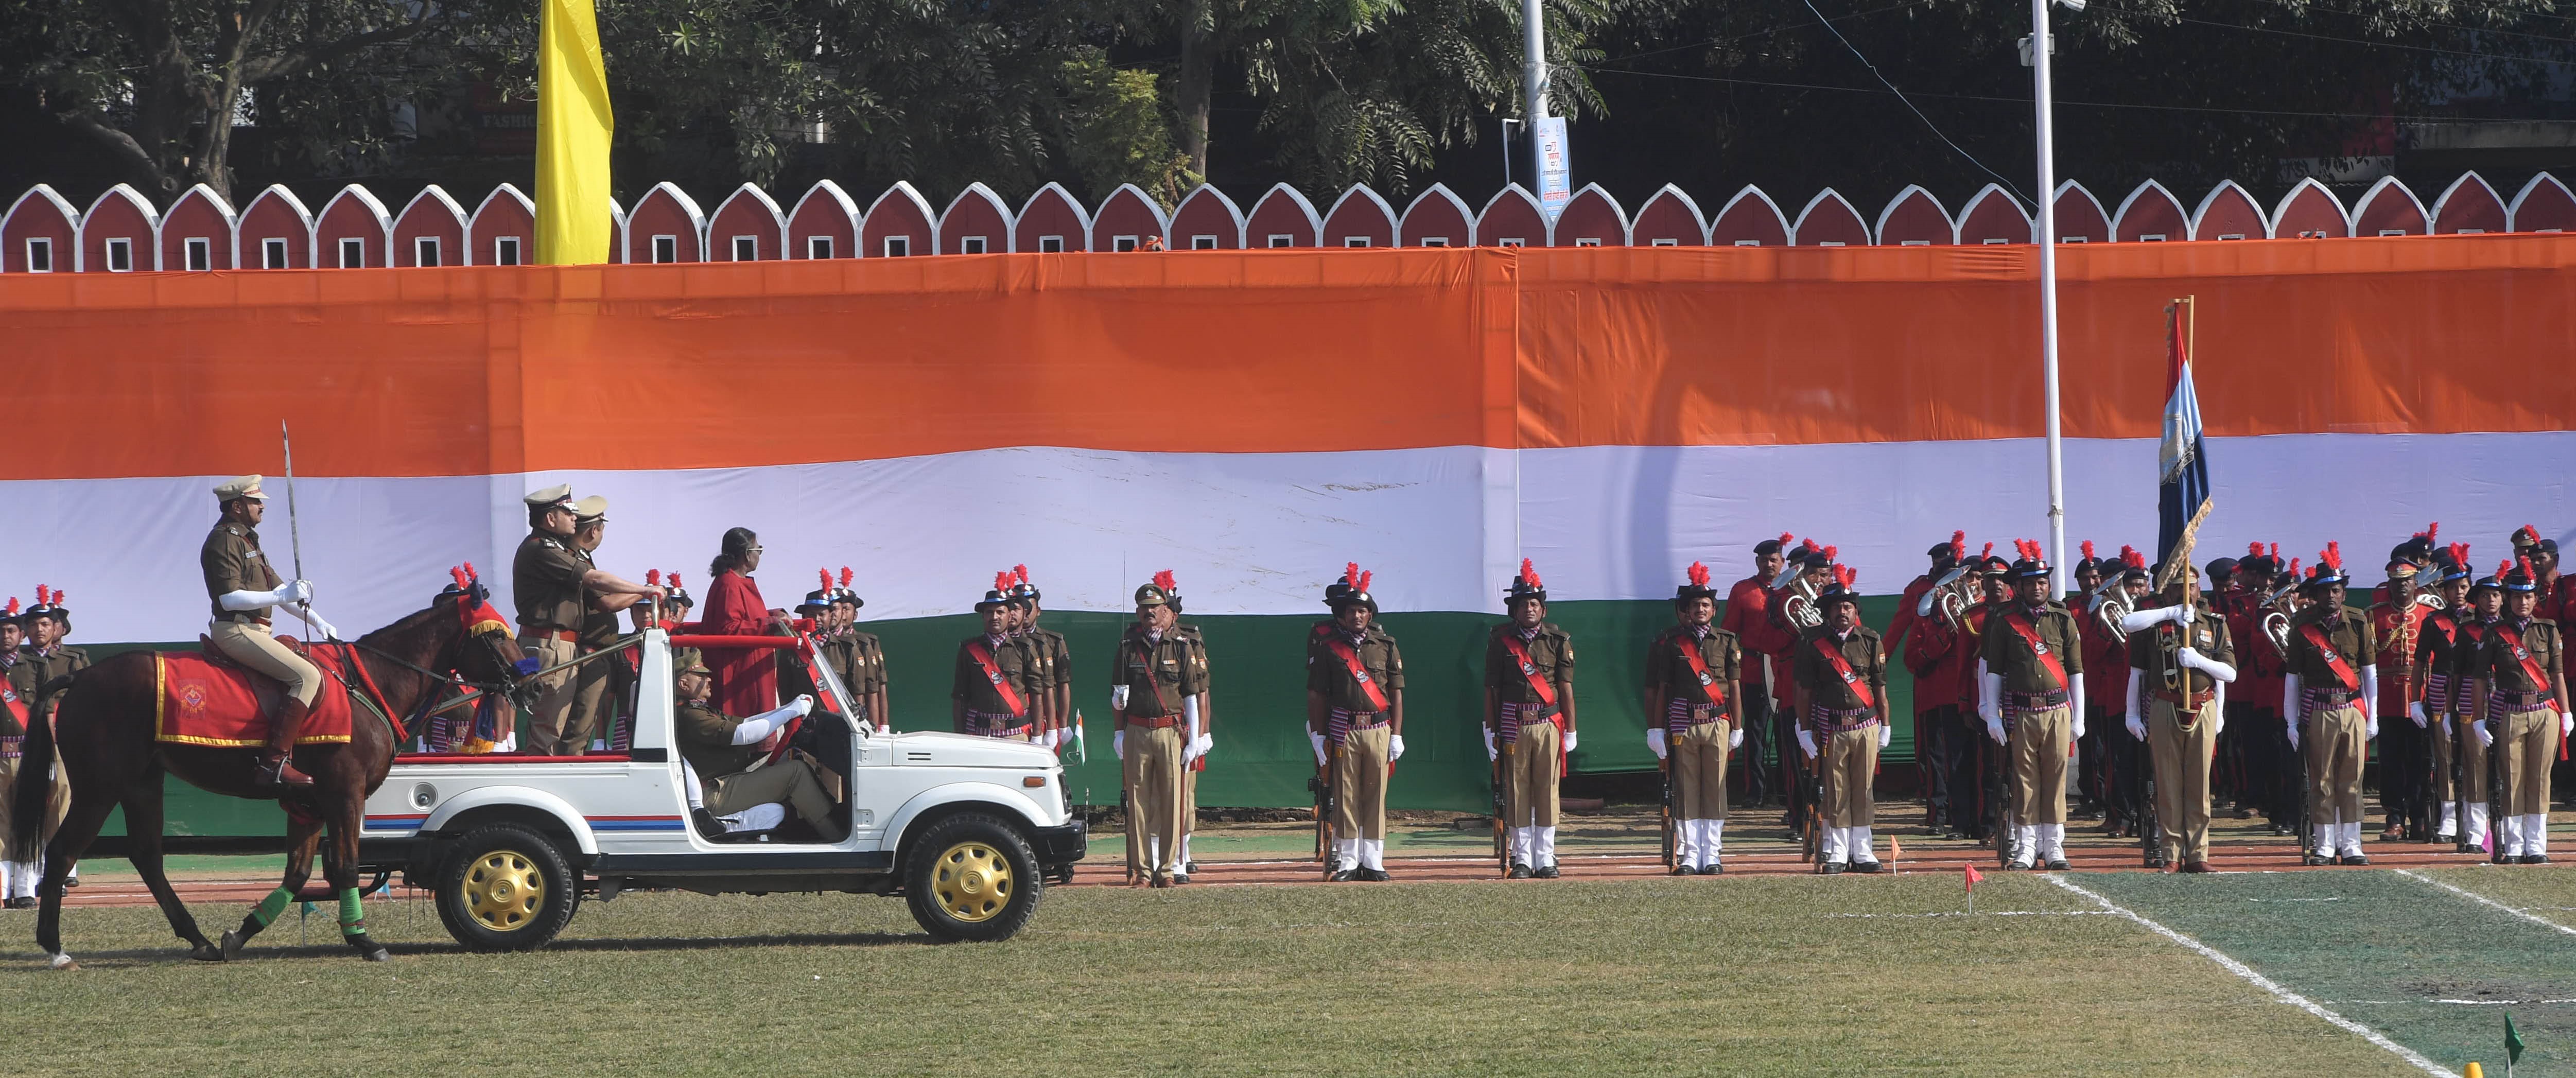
[435,563,534,702]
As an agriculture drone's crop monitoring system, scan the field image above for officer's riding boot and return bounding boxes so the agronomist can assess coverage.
[256,699,318,789]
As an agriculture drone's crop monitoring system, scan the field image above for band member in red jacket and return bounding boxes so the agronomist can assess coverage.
[1720,534,1792,806]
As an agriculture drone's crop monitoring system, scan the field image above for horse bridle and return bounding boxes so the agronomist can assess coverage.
[347,597,534,736]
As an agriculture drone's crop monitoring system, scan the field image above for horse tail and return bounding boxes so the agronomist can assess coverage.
[10,673,60,860]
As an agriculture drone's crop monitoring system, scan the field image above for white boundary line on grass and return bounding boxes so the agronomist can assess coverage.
[2043,874,2459,1078]
[2393,868,2576,937]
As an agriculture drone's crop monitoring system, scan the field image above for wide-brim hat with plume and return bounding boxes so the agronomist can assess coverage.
[1928,530,1966,564]
[1136,570,1179,608]
[977,570,1017,612]
[2119,545,2152,582]
[25,585,68,628]
[2235,542,2279,578]
[0,596,19,628]
[2389,523,2439,573]
[2504,555,2542,593]
[833,567,862,609]
[1972,542,2007,577]
[1506,559,1547,604]
[662,570,693,609]
[2436,543,2473,584]
[2472,559,2508,594]
[1674,561,1717,604]
[1819,564,1864,608]
[1327,563,1378,612]
[1755,532,1794,557]
[1008,564,1039,605]
[798,568,837,613]
[2302,543,2350,589]
[2008,539,2051,580]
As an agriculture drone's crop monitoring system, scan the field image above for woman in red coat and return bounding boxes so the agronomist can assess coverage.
[700,527,789,716]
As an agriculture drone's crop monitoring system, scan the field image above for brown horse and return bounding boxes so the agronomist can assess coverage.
[11,571,529,968]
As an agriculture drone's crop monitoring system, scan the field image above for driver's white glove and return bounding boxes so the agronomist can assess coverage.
[2126,715,2147,741]
[789,694,814,717]
[1796,728,1819,759]
[1729,725,1743,750]
[1484,728,1499,761]
[2477,719,2495,749]
[1388,734,1406,762]
[1562,729,1577,755]
[1646,728,1667,760]
[1309,731,1328,766]
[1113,729,1125,760]
[1877,724,1891,749]
[2409,702,2428,728]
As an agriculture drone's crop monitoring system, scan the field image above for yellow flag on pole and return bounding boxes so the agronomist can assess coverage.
[534,0,613,264]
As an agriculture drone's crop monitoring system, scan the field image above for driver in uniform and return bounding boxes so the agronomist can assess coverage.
[673,649,845,843]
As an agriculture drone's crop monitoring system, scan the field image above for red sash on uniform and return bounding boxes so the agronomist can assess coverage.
[965,640,1026,717]
[2002,612,2069,692]
[1501,633,1560,710]
[2297,620,2361,692]
[1323,635,1393,711]
[1811,636,1875,711]
[2493,623,2556,700]
[1671,634,1727,707]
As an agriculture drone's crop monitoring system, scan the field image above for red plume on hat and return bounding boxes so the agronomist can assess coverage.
[1950,530,1966,561]
[2496,558,2515,578]
[1777,532,1794,550]
[2448,542,2471,567]
[1821,545,1839,563]
[819,568,833,593]
[1152,569,1177,594]
[839,567,854,588]
[2121,545,2145,569]
[646,569,660,586]
[2080,540,2096,563]
[2322,542,2343,572]
[4,599,16,616]
[51,590,62,606]
[1013,564,1030,586]
[2422,521,2439,545]
[2247,541,2264,558]
[2517,554,2536,578]
[2515,524,2542,545]
[1356,569,1372,594]
[1687,561,1711,588]
[994,570,1014,593]
[1979,542,1994,560]
[449,566,471,591]
[34,585,48,606]
[1794,536,1817,557]
[1834,564,1857,590]
[1520,558,1542,589]
[2287,558,2303,579]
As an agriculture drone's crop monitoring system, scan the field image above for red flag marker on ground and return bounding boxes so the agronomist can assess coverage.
[1964,863,1983,915]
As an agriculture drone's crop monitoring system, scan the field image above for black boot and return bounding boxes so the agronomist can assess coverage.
[255,699,317,789]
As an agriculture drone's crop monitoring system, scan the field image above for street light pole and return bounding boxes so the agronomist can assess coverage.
[2031,0,2074,599]
[1523,0,1547,182]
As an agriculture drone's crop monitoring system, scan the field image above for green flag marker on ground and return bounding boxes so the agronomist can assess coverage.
[2506,1010,2525,1071]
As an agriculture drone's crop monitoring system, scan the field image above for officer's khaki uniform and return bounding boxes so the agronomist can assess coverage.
[1175,625,1209,859]
[952,632,1043,738]
[675,701,844,842]
[512,530,589,752]
[1795,625,1887,851]
[2130,608,2234,865]
[1643,624,1736,870]
[2415,609,2478,836]
[2475,616,2565,857]
[1983,604,2085,831]
[554,549,618,755]
[1310,624,1402,868]
[2286,604,2375,856]
[202,521,321,706]
[1487,621,1577,870]
[1113,626,1204,879]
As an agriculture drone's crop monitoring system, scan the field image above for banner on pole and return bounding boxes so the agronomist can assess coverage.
[1534,117,1571,221]
[2155,295,2211,589]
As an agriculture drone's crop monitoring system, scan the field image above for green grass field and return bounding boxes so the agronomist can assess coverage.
[7,862,2571,1076]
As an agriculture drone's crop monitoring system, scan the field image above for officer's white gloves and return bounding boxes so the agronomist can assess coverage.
[1562,729,1577,755]
[2477,718,2496,749]
[219,579,309,613]
[282,603,341,641]
[1112,729,1125,760]
[1646,728,1667,760]
[2409,702,2429,728]
[2360,665,2380,735]
[1728,725,1743,750]
[1196,732,1214,758]
[1110,685,1130,711]
[790,694,814,717]
[1309,730,1328,766]
[1877,724,1891,749]
[2125,669,2147,740]
[1484,728,1499,761]
[729,696,809,746]
[1796,727,1819,759]
[2069,674,2086,740]
[1980,664,2006,743]
[2282,673,2302,737]
[2562,709,2572,738]
[2177,647,2237,683]
[1183,734,1204,766]
[1985,715,2008,745]
[1388,734,1406,762]
[2126,715,2148,740]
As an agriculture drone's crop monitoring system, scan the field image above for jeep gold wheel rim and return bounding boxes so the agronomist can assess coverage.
[463,849,544,932]
[931,841,1013,923]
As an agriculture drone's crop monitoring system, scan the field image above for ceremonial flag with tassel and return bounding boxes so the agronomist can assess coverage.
[534,0,614,264]
[2156,296,2213,590]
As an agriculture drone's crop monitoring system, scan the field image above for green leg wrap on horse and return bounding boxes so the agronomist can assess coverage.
[338,887,365,933]
[249,886,294,929]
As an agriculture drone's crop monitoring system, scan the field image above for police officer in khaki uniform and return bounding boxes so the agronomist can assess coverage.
[1169,585,1212,873]
[2124,564,2237,873]
[0,599,31,905]
[829,570,891,729]
[953,575,1045,739]
[1795,566,1888,874]
[2415,548,2480,845]
[5,589,87,902]
[1487,560,1577,878]
[1307,565,1404,881]
[560,496,640,755]
[1014,569,1072,751]
[1112,573,1205,886]
[2282,544,2379,865]
[1979,541,2086,871]
[199,476,333,788]
[515,490,658,755]
[1643,562,1737,875]
[2470,558,2568,863]
[672,649,845,843]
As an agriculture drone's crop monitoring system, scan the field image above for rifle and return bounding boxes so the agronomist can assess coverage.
[2140,740,2164,868]
[2452,708,2474,854]
[2294,709,2314,863]
[2487,704,2507,864]
[1311,740,1340,877]
[1658,751,1675,871]
[1491,739,1511,876]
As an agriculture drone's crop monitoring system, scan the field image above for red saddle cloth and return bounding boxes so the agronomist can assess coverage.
[155,641,362,747]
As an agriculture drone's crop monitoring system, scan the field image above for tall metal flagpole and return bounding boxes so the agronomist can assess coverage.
[1523,0,1547,181]
[2032,0,2070,599]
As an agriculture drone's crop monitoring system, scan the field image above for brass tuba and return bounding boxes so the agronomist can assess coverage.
[2091,577,2134,643]
[1779,572,1824,630]
[2259,579,2299,653]
[1916,565,1975,629]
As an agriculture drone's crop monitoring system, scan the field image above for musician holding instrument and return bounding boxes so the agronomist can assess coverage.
[2068,544,2122,830]
[2468,557,2568,864]
[2283,545,2379,866]
[2414,545,2478,845]
[1979,541,2085,871]
[1895,534,1967,837]
[2123,561,2236,873]
[2367,530,2440,841]
[1906,547,2007,845]
[2095,548,2154,846]
[1720,535,1793,808]
[2227,547,2298,835]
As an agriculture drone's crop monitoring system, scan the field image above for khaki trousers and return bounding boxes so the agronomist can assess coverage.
[1506,721,1564,827]
[543,654,613,755]
[1671,720,1730,822]
[207,620,322,706]
[707,759,843,841]
[2305,705,2367,824]
[1182,759,1198,840]
[2009,705,2073,825]
[1820,726,1878,828]
[1122,724,1186,876]
[2442,712,2488,804]
[2148,699,2219,864]
[2431,712,2458,803]
[1333,725,1391,842]
[2495,707,2563,816]
[519,636,580,751]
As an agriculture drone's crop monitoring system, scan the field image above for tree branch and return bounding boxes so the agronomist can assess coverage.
[58,107,171,190]
[236,7,443,84]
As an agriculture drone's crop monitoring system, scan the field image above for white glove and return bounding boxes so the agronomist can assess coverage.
[1309,730,1328,766]
[2282,673,2302,730]
[2562,710,2572,737]
[1878,724,1891,749]
[2359,665,2381,726]
[2126,715,2147,741]
[2286,716,2301,751]
[1985,716,2007,745]
[1796,728,1818,759]
[2069,674,2086,740]
[2366,716,2379,740]
[284,603,341,641]
[2476,719,2495,749]
[2119,606,2175,634]
[1729,725,1743,750]
[1195,733,1214,758]
[2170,603,2196,627]
[1113,729,1125,760]
[1562,729,1577,755]
[1183,735,1204,766]
[1484,728,1499,761]
[2175,646,2239,683]
[1646,728,1667,759]
[2409,702,2428,728]
[1388,734,1406,762]
[279,579,315,604]
[1110,685,1130,711]
[1977,666,2004,725]
[2213,683,2226,734]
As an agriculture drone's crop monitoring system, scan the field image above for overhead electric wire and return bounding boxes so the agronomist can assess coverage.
[1796,0,2034,205]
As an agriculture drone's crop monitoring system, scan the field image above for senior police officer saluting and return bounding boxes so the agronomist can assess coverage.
[1487,560,1576,878]
[515,485,663,755]
[1979,540,2086,871]
[2121,562,2237,873]
[1643,562,1738,875]
[1308,564,1404,881]
[1795,565,1888,874]
[201,476,337,789]
[2283,544,2379,866]
[1112,572,1205,886]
